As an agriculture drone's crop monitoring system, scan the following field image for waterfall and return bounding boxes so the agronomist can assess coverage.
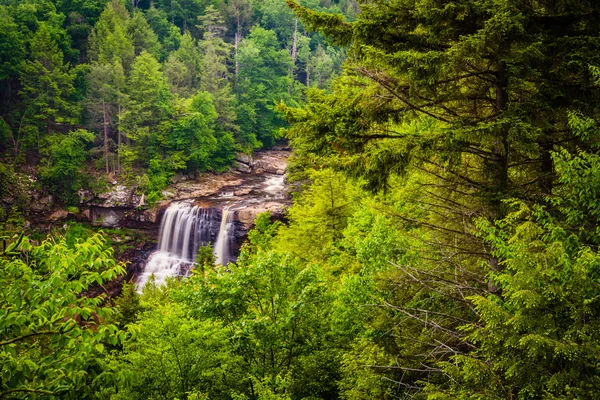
[214,207,236,266]
[137,203,235,290]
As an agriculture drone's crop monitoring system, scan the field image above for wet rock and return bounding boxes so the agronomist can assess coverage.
[166,172,244,200]
[161,189,176,199]
[234,161,252,173]
[236,153,254,166]
[234,188,253,196]
[252,151,288,175]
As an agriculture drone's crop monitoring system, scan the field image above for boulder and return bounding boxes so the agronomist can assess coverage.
[252,153,287,174]
[93,209,123,227]
[235,203,288,229]
[234,161,252,173]
[48,209,69,221]
[77,189,94,203]
[171,172,187,184]
[234,188,253,196]
[235,153,254,166]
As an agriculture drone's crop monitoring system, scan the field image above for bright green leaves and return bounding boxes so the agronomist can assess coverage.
[0,6,25,81]
[111,301,240,400]
[179,248,337,399]
[276,168,362,262]
[237,26,295,148]
[0,233,126,398]
[38,129,94,204]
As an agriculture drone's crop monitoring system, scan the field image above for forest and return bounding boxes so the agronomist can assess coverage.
[3,0,600,399]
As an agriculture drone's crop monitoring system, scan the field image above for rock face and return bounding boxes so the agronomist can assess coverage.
[95,185,139,208]
[65,148,291,234]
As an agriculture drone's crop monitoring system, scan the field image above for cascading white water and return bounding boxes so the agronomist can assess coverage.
[137,203,238,290]
[214,207,236,266]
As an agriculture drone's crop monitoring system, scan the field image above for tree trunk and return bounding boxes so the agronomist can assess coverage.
[306,54,310,87]
[291,18,298,63]
[288,18,298,94]
[235,15,240,88]
[117,103,122,175]
[103,100,110,175]
[492,60,509,215]
[487,61,510,294]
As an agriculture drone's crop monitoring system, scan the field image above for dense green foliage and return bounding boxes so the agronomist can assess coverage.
[0,233,126,398]
[5,0,600,399]
[273,0,600,398]
[0,0,347,204]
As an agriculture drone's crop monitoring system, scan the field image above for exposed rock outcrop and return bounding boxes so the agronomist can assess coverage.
[68,148,291,231]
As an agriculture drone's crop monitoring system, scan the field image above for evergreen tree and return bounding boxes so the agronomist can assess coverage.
[169,31,202,96]
[237,26,294,148]
[19,23,77,143]
[145,4,181,57]
[164,53,191,95]
[88,0,134,70]
[122,50,172,168]
[284,0,600,212]
[128,10,162,60]
[197,5,238,135]
[86,58,126,175]
[0,7,24,82]
[280,0,600,395]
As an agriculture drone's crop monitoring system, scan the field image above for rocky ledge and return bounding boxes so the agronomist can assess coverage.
[61,148,291,230]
